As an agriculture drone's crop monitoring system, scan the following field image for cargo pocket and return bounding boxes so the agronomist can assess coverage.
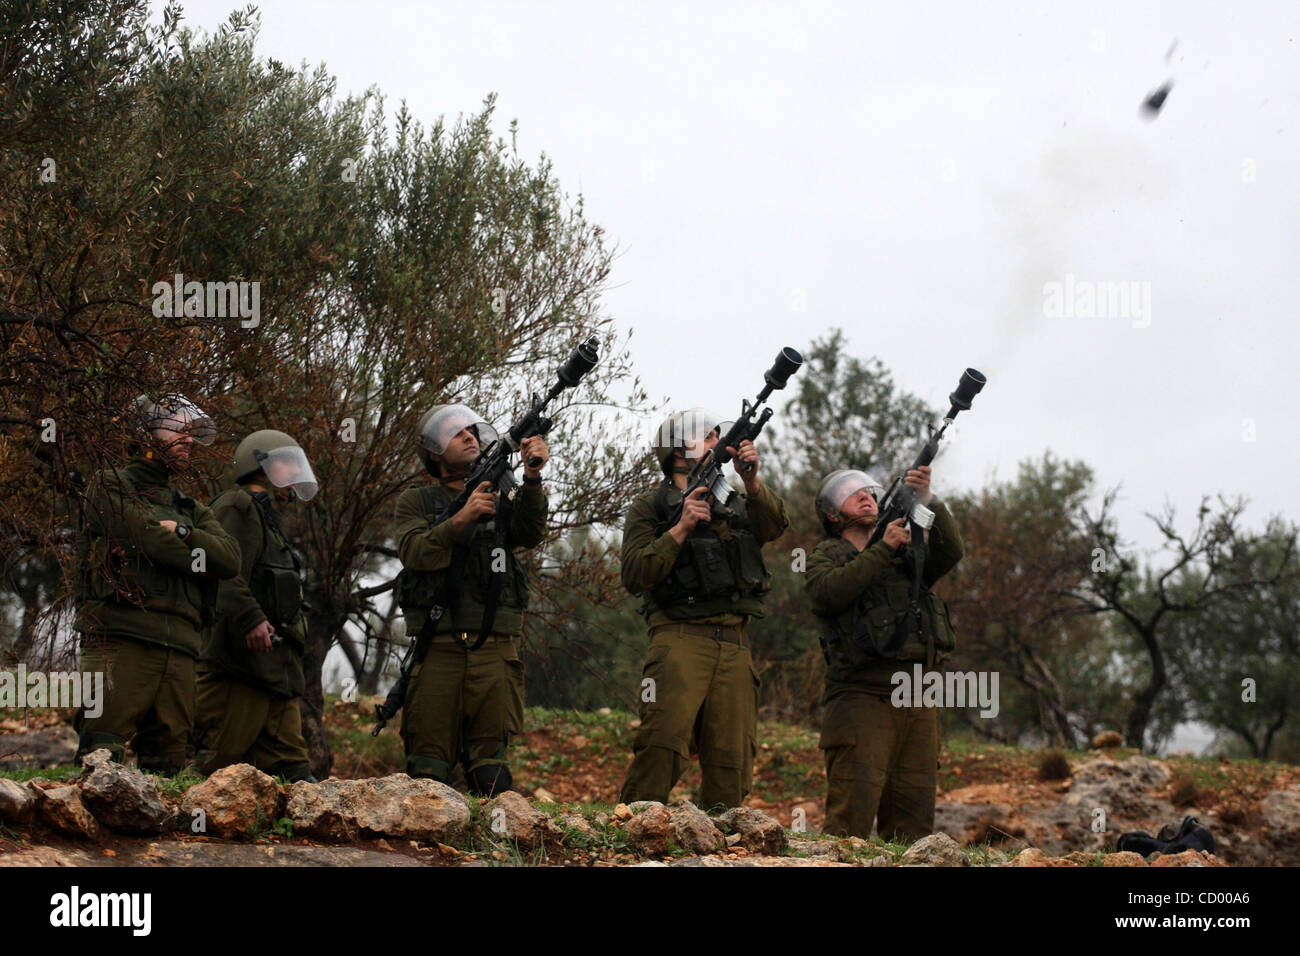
[502,644,525,737]
[819,701,866,783]
[638,641,671,719]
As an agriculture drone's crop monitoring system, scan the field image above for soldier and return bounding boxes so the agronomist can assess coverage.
[804,465,964,842]
[74,395,241,773]
[393,404,549,795]
[619,409,789,810]
[191,430,319,782]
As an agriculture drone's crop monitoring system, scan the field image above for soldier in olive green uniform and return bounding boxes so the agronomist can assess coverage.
[192,430,319,782]
[74,395,241,773]
[804,465,963,841]
[393,404,549,795]
[619,409,789,810]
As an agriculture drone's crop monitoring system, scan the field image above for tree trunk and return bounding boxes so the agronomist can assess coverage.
[1124,625,1166,752]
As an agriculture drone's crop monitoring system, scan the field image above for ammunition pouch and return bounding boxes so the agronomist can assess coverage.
[846,577,957,664]
[250,564,304,631]
[648,481,771,610]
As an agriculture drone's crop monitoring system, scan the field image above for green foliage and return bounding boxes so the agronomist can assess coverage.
[151,767,205,797]
[1161,519,1300,760]
[0,765,81,783]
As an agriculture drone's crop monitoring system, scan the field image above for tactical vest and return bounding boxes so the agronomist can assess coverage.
[240,490,306,646]
[76,468,217,628]
[395,484,529,634]
[642,481,771,620]
[821,551,957,671]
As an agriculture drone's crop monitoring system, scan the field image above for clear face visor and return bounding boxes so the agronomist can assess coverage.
[421,404,498,456]
[818,470,883,515]
[256,445,319,501]
[662,407,725,461]
[140,394,216,445]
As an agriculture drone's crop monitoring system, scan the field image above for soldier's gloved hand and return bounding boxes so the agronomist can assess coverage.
[521,435,549,478]
[451,481,497,531]
[246,620,275,653]
[670,486,713,543]
[904,465,933,505]
[882,517,910,549]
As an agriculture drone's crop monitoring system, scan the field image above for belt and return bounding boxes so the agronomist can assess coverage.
[651,623,748,645]
[428,632,517,645]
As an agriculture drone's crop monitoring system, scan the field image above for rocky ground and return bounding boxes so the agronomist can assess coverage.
[2,702,1298,867]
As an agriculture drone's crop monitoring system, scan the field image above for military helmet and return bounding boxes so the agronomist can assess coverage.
[815,469,883,535]
[416,404,497,470]
[651,407,729,475]
[234,429,319,501]
[134,394,215,445]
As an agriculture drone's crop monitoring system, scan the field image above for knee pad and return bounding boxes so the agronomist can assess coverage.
[76,732,127,765]
[467,763,513,797]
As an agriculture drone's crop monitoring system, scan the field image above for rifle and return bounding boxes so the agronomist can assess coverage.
[864,367,986,659]
[371,337,600,736]
[435,336,600,523]
[663,346,803,526]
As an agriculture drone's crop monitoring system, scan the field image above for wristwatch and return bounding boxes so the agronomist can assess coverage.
[175,524,191,539]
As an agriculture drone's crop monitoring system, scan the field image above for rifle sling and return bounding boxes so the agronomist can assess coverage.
[467,488,515,650]
[883,516,927,659]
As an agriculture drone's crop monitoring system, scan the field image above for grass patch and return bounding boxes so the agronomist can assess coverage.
[0,766,80,783]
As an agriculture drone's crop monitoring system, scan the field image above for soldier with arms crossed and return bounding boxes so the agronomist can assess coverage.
[74,395,240,773]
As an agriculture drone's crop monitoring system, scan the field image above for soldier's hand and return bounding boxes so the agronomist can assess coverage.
[452,481,496,531]
[904,465,933,505]
[883,517,910,549]
[246,620,275,653]
[671,486,713,541]
[727,439,760,491]
[521,436,549,478]
[158,520,178,533]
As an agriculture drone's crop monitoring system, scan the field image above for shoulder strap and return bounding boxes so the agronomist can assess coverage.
[652,481,677,534]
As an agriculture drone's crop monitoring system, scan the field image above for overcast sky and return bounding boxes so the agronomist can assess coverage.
[161,0,1299,560]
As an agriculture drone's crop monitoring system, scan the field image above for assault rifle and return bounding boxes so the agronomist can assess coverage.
[864,367,985,659]
[867,368,986,547]
[663,346,803,525]
[435,336,600,522]
[371,337,600,736]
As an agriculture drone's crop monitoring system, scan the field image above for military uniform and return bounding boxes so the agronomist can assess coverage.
[74,454,241,771]
[804,499,963,841]
[394,476,547,791]
[192,486,312,780]
[619,480,789,810]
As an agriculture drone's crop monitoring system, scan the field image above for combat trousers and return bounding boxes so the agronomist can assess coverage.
[820,691,938,842]
[619,625,759,811]
[192,664,310,778]
[400,635,524,785]
[74,634,195,772]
